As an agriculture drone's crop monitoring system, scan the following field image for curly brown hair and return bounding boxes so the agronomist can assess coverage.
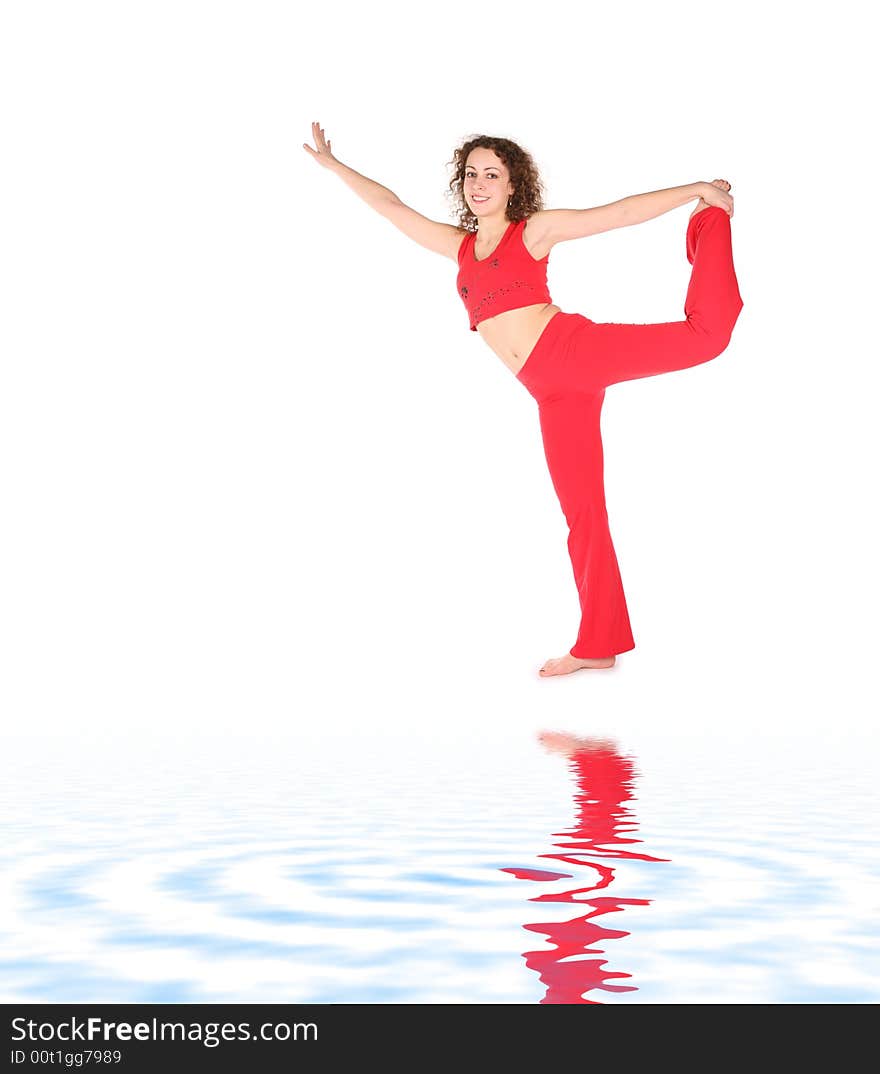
[445,135,546,231]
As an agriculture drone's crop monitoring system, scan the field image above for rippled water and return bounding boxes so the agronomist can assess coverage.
[3,720,878,1005]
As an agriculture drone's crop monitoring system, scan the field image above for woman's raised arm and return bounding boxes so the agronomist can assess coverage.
[304,122,399,209]
[534,181,735,249]
[303,122,464,261]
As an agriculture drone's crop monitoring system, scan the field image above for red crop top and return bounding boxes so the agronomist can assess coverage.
[456,218,553,331]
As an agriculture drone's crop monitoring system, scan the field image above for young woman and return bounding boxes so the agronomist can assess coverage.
[303,123,744,677]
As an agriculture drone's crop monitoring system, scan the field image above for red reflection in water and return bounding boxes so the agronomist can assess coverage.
[504,732,668,1004]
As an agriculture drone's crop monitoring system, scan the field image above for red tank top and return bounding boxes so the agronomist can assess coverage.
[456,218,553,331]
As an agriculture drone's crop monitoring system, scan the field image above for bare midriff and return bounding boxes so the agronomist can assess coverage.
[476,302,562,376]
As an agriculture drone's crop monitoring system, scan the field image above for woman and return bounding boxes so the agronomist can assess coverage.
[303,123,744,677]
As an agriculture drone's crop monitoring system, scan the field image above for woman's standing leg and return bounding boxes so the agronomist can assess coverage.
[537,390,635,661]
[535,204,743,675]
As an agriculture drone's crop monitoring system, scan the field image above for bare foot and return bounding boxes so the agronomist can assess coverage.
[538,653,616,677]
[690,178,731,219]
[539,730,617,755]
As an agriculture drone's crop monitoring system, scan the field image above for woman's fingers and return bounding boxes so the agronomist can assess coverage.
[304,122,336,167]
[306,123,326,149]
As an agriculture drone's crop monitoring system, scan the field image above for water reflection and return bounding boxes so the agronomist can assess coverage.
[502,732,668,1004]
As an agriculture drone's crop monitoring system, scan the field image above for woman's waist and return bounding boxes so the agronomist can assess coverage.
[476,303,563,363]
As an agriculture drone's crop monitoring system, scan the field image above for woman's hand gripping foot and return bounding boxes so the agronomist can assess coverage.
[538,653,616,677]
[690,179,733,219]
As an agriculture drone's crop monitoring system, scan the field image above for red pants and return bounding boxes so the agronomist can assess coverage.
[516,206,744,658]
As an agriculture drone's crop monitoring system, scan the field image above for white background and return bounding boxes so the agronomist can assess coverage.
[1,0,877,754]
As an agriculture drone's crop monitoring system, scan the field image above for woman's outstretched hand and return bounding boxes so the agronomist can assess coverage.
[303,121,340,170]
[701,179,734,216]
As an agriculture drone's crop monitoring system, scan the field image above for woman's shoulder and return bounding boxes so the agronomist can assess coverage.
[522,212,554,260]
[522,210,550,232]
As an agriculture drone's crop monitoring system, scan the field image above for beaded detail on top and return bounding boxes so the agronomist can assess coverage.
[464,280,541,325]
[455,219,553,331]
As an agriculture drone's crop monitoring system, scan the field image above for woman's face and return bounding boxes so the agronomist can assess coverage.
[463,149,515,217]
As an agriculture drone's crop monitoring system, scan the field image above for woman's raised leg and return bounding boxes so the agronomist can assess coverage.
[566,205,744,392]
